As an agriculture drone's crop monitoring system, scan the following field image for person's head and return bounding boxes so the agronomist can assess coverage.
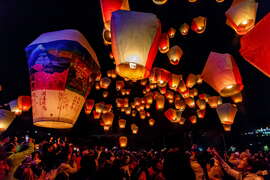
[5,143,16,153]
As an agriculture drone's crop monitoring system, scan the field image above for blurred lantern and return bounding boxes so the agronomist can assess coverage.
[152,0,168,5]
[199,93,209,102]
[175,94,181,101]
[121,89,126,96]
[145,103,151,109]
[202,52,243,97]
[197,109,206,119]
[150,83,157,89]
[118,119,126,128]
[175,99,186,111]
[178,80,187,93]
[146,111,151,117]
[109,52,114,59]
[131,123,139,134]
[18,96,31,112]
[104,125,110,131]
[165,90,174,100]
[145,93,153,104]
[150,68,171,87]
[100,77,111,89]
[100,119,105,126]
[93,110,101,119]
[107,69,117,78]
[149,118,155,126]
[231,92,243,103]
[186,73,197,88]
[132,110,137,117]
[196,75,203,84]
[126,89,131,95]
[168,27,176,38]
[9,100,22,115]
[116,98,129,108]
[121,108,125,112]
[181,90,190,98]
[188,0,198,3]
[116,80,125,91]
[143,89,147,94]
[159,33,170,54]
[189,115,197,124]
[102,29,112,45]
[225,0,258,35]
[240,13,270,77]
[146,85,151,92]
[95,72,102,81]
[140,79,148,86]
[169,74,182,90]
[0,109,16,133]
[196,99,206,110]
[125,107,132,115]
[84,99,95,114]
[189,88,198,98]
[168,98,174,104]
[25,30,100,129]
[179,117,186,125]
[208,96,222,108]
[95,82,101,90]
[103,91,109,98]
[164,108,182,123]
[95,102,105,113]
[216,0,224,2]
[102,112,114,126]
[217,103,237,131]
[191,16,207,34]
[119,136,128,148]
[111,10,161,80]
[155,94,165,111]
[185,97,195,108]
[167,45,183,65]
[179,23,190,36]
[103,104,112,113]
[140,111,146,119]
[159,87,167,95]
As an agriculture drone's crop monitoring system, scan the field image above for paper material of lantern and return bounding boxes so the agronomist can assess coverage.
[155,94,165,110]
[25,29,100,129]
[102,112,114,126]
[153,0,168,5]
[0,110,16,133]
[240,13,270,77]
[186,74,197,88]
[118,119,126,128]
[149,118,155,126]
[191,16,207,34]
[167,45,183,65]
[231,92,243,103]
[164,108,182,123]
[111,10,161,80]
[217,103,237,131]
[9,99,22,115]
[201,52,243,97]
[179,23,190,36]
[168,27,176,38]
[131,123,139,134]
[216,0,224,3]
[159,33,170,54]
[116,98,129,108]
[189,115,197,124]
[84,99,95,114]
[178,80,187,93]
[18,96,31,112]
[119,136,128,148]
[169,74,182,90]
[225,0,258,35]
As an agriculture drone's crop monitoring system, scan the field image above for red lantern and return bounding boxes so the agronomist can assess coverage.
[155,94,165,110]
[18,96,31,112]
[189,115,197,124]
[185,97,195,108]
[168,74,182,90]
[191,16,207,34]
[197,110,206,119]
[175,99,186,111]
[84,99,95,114]
[179,23,189,36]
[159,33,170,54]
[168,27,176,38]
[164,108,182,123]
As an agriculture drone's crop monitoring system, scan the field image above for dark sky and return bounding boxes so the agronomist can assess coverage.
[0,0,270,142]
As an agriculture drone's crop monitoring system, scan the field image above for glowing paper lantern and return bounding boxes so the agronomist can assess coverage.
[181,90,190,98]
[164,108,182,123]
[189,88,198,97]
[165,90,174,100]
[95,83,101,90]
[84,99,95,114]
[225,0,258,35]
[186,74,197,88]
[150,68,171,87]
[104,125,110,131]
[25,29,100,129]
[188,0,198,3]
[116,98,129,108]
[153,0,168,5]
[9,99,22,115]
[196,99,206,110]
[111,10,161,80]
[179,23,190,36]
[201,52,243,97]
[179,117,186,125]
[169,74,182,90]
[191,16,207,34]
[103,104,112,113]
[118,119,126,128]
[168,27,176,38]
[139,111,146,119]
[132,110,137,117]
[103,91,109,98]
[178,80,187,93]
[100,77,111,89]
[159,87,167,95]
[196,75,203,84]
[149,118,155,126]
[175,99,186,111]
[217,103,237,131]
[167,45,183,65]
[185,97,195,108]
[119,136,128,148]
[208,96,222,108]
[159,33,170,54]
[0,110,16,133]
[155,94,165,110]
[216,0,224,3]
[197,110,206,119]
[93,110,101,119]
[125,107,132,115]
[240,13,270,77]
[131,123,139,134]
[140,79,148,86]
[18,96,31,112]
[95,102,105,113]
[102,112,114,126]
[116,80,125,91]
[189,115,197,124]
[145,93,153,104]
[231,92,243,103]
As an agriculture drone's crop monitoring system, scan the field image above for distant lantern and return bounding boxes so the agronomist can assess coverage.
[131,123,139,134]
[104,125,110,131]
[95,82,101,90]
[191,16,207,34]
[125,107,132,115]
[0,109,16,133]
[95,72,102,81]
[153,0,168,5]
[149,118,155,126]
[179,23,190,36]
[140,111,146,119]
[9,100,22,115]
[208,96,222,108]
[119,136,128,148]
[159,87,167,95]
[167,45,183,65]
[118,119,126,128]
[145,93,153,104]
[175,99,186,111]
[178,80,187,93]
[93,110,101,119]
[95,102,105,113]
[165,90,174,100]
[181,89,190,98]
[155,94,165,110]
[17,96,32,112]
[145,103,151,109]
[103,91,109,98]
[132,110,137,117]
[186,73,197,88]
[140,79,148,86]
[111,10,161,80]
[102,112,114,126]
[116,80,125,91]
[25,29,100,129]
[196,75,203,84]
[202,52,243,97]
[169,74,182,90]
[179,117,186,125]
[196,99,206,110]
[189,88,198,97]
[100,77,111,89]
[151,68,171,87]
[150,83,157,89]
[84,99,95,114]
[199,93,209,102]
[185,97,195,108]
[164,108,182,123]
[188,0,198,3]
[231,92,243,103]
[217,103,237,131]
[168,27,176,38]
[197,109,206,119]
[159,33,170,54]
[216,0,224,3]
[189,115,197,124]
[103,104,112,113]
[225,0,258,35]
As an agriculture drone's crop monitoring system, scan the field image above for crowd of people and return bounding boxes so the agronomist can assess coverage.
[0,135,269,180]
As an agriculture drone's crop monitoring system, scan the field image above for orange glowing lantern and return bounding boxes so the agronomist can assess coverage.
[93,110,101,119]
[116,98,129,108]
[208,96,222,108]
[159,33,170,54]
[125,107,132,115]
[118,119,126,128]
[178,80,187,93]
[179,23,190,36]
[231,92,243,103]
[95,82,101,90]
[196,99,206,110]
[100,77,111,89]
[199,93,209,102]
[95,102,105,113]
[145,94,153,104]
[145,103,151,109]
[165,90,174,100]
[216,0,224,2]
[84,99,95,114]
[197,110,206,119]
[17,96,31,112]
[196,75,203,84]
[103,104,112,113]
[109,52,114,59]
[168,27,176,38]
[140,79,148,86]
[132,110,137,117]
[188,0,198,3]
[111,10,161,80]
[175,99,186,111]
[104,125,110,131]
[102,112,114,126]
[149,118,155,126]
[189,115,197,124]
[169,74,182,90]
[186,73,197,88]
[9,100,22,115]
[165,108,182,123]
[225,0,258,35]
[103,91,109,98]
[0,110,16,133]
[150,83,157,89]
[116,80,125,91]
[217,103,237,131]
[189,88,198,98]
[167,45,183,65]
[119,136,128,148]
[202,52,243,97]
[131,123,139,134]
[191,16,207,34]
[152,0,168,5]
[140,111,146,119]
[155,94,165,111]
[185,97,195,108]
[159,87,167,95]
[151,68,171,87]
[181,89,190,98]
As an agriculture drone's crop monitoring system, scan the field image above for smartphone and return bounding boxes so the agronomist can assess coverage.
[25,135,29,143]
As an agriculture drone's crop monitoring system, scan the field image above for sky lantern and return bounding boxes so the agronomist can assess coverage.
[199,93,209,102]
[18,96,31,112]
[179,117,186,125]
[159,87,167,95]
[188,0,198,3]
[153,0,168,5]
[159,33,170,54]
[102,91,109,98]
[189,115,197,124]
[196,99,206,110]
[240,13,270,77]
[164,108,182,123]
[208,96,222,108]
[225,0,258,35]
[116,80,125,91]
[186,73,197,88]
[140,110,146,119]
[95,82,101,90]
[197,109,206,119]
[100,77,111,89]
[95,102,105,113]
[103,104,112,113]
[155,94,165,110]
[93,110,101,119]
[118,119,126,128]
[189,88,198,97]
[131,123,139,134]
[145,93,153,104]
[104,125,110,131]
[119,136,128,148]
[111,10,161,81]
[216,0,225,3]
[125,107,132,115]
[167,45,183,65]
[178,80,187,93]
[9,100,22,115]
[175,99,186,111]
[102,112,114,126]
[181,90,190,99]
[25,29,100,129]
[169,74,182,90]
[140,79,148,86]
[132,110,137,117]
[165,90,174,100]
[84,99,95,114]
[149,118,155,126]
[168,27,176,38]
[196,75,203,84]
[0,109,16,133]
[201,52,243,97]
[185,97,195,108]
[179,23,190,36]
[231,92,243,103]
[217,103,238,131]
[191,16,207,34]
[151,68,171,87]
